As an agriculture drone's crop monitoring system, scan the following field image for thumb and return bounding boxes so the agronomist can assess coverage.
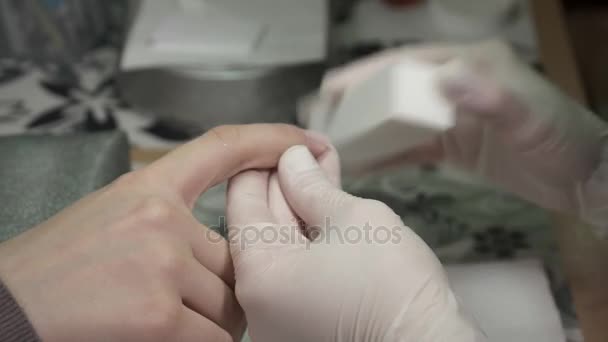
[278,146,355,229]
[437,60,529,127]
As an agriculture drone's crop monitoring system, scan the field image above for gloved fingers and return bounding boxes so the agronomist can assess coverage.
[227,170,308,258]
[320,43,462,102]
[437,59,568,161]
[173,306,233,342]
[313,133,342,188]
[269,139,340,237]
[278,145,356,229]
[437,58,532,131]
[178,258,244,339]
[268,172,319,242]
[268,172,299,227]
[226,170,273,226]
[438,108,489,168]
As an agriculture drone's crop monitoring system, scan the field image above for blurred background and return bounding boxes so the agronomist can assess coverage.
[1,1,608,341]
[0,0,605,144]
[0,0,606,149]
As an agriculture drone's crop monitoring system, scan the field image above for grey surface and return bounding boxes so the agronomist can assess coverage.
[118,63,324,134]
[0,132,130,242]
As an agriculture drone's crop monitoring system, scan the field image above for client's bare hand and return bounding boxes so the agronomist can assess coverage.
[0,124,327,342]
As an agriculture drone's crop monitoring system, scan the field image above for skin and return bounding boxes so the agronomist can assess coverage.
[0,124,328,342]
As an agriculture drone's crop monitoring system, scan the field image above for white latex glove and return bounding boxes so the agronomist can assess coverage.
[227,144,483,342]
[322,40,608,235]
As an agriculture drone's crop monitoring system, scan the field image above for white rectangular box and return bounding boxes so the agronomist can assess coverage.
[326,59,455,169]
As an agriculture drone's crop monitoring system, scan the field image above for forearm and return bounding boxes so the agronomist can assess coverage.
[0,279,40,342]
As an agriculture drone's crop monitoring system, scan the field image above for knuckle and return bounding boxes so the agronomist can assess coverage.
[131,197,176,225]
[291,170,354,208]
[340,198,401,227]
[154,245,186,279]
[291,168,329,192]
[324,188,356,210]
[208,125,242,145]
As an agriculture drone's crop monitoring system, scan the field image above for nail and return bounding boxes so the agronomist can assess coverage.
[437,60,485,106]
[304,130,330,156]
[440,77,478,103]
[282,145,320,173]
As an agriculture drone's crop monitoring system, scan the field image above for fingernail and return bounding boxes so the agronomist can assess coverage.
[437,61,484,105]
[282,145,320,173]
[440,77,478,103]
[304,130,330,155]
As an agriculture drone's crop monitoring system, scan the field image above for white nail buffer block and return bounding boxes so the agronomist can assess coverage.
[326,59,455,169]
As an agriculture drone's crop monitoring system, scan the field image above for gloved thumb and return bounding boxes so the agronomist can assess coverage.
[437,59,527,125]
[278,145,355,229]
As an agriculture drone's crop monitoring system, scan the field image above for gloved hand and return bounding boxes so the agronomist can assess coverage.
[322,40,608,235]
[227,144,483,342]
[0,124,328,342]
